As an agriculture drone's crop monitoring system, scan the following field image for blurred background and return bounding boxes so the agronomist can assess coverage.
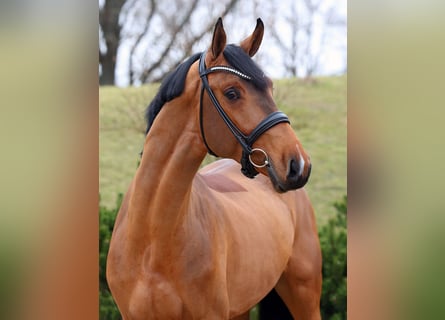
[99,0,346,86]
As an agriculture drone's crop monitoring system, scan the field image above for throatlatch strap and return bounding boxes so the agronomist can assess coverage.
[241,150,259,178]
[199,85,218,156]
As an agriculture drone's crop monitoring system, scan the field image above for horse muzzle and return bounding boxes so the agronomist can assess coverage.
[267,157,311,192]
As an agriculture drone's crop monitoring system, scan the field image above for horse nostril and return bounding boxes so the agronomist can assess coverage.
[284,158,311,190]
[287,158,300,180]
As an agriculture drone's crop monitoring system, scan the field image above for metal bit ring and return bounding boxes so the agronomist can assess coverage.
[249,148,270,168]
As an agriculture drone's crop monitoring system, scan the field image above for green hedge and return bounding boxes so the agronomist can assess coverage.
[99,194,347,320]
[319,195,347,320]
[99,194,123,320]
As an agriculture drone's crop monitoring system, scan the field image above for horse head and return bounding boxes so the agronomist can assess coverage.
[198,18,311,192]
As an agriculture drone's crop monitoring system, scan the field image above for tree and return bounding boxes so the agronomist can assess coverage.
[267,0,346,79]
[99,0,128,85]
[128,0,240,84]
[99,0,346,85]
[99,0,240,86]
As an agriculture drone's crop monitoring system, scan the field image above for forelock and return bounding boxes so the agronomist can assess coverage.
[223,44,268,91]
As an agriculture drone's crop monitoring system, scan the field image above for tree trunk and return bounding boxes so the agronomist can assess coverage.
[100,43,118,85]
[99,0,127,85]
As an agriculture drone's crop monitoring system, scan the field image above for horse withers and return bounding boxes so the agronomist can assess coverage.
[107,18,322,320]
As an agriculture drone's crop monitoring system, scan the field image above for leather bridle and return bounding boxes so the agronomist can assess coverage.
[198,52,291,178]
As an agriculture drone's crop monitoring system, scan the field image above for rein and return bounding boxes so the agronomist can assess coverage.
[198,52,290,178]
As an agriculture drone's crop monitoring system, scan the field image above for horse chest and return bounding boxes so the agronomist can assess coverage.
[126,261,228,319]
[125,272,182,319]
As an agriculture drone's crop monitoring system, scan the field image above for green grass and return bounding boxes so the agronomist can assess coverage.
[99,75,346,225]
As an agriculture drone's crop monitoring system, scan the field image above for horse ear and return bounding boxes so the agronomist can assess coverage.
[240,18,264,57]
[210,17,226,60]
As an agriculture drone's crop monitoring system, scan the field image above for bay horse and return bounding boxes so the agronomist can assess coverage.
[106,18,322,320]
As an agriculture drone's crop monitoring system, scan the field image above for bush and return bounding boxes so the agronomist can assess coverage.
[319,195,347,319]
[99,194,123,320]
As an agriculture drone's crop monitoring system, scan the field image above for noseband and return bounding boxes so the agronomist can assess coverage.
[199,52,290,178]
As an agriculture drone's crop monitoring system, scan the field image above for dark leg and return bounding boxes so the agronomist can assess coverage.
[258,289,293,320]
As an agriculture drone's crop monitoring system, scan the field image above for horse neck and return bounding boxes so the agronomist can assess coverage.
[127,95,207,245]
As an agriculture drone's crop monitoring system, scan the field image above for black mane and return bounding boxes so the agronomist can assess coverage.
[145,52,201,135]
[144,45,268,135]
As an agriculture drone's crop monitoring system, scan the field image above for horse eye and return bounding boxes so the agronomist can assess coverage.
[224,88,240,101]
